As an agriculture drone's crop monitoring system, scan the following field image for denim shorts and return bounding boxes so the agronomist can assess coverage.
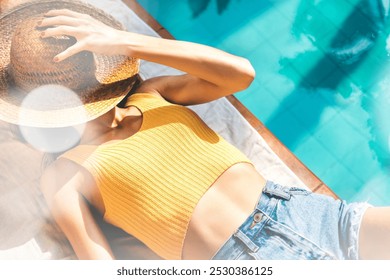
[212,181,371,260]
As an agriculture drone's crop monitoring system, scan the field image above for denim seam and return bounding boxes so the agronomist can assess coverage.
[256,193,279,219]
[210,235,235,260]
[234,230,260,253]
[263,214,337,259]
[258,183,335,258]
[256,211,337,259]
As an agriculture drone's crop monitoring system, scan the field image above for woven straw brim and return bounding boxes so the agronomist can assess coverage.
[0,0,140,128]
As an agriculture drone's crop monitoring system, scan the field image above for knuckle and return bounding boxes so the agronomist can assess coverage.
[84,14,95,22]
[54,9,66,14]
[43,27,54,35]
[80,18,89,25]
[54,26,66,33]
[82,41,90,48]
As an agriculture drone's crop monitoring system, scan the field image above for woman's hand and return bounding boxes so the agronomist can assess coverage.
[38,9,128,62]
[39,9,255,105]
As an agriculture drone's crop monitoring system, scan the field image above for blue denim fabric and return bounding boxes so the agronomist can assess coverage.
[212,181,371,260]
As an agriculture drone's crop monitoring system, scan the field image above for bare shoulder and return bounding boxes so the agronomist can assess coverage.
[134,77,165,98]
[41,158,83,186]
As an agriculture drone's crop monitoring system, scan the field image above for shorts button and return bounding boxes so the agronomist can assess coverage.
[253,213,263,223]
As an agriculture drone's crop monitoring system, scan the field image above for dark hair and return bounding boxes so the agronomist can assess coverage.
[116,74,142,108]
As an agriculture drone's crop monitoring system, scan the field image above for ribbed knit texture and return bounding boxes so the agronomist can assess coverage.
[60,93,252,259]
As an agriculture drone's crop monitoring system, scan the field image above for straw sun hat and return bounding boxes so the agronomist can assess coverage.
[0,0,140,128]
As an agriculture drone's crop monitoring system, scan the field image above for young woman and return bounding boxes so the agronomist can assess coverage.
[2,1,390,260]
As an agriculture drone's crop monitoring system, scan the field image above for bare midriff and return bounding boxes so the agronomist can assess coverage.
[182,162,267,260]
[77,106,267,260]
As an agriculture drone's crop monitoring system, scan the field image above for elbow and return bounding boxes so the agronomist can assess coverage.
[234,57,256,92]
[242,58,256,87]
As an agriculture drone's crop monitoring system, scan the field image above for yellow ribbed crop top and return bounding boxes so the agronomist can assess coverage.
[60,93,252,259]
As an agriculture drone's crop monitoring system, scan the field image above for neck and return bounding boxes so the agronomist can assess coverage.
[81,106,125,144]
[96,107,120,127]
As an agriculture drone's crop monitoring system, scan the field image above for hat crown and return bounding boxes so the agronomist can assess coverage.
[9,16,97,93]
[0,0,140,127]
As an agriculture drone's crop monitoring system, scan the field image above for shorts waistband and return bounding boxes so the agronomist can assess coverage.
[234,181,294,246]
[212,181,310,259]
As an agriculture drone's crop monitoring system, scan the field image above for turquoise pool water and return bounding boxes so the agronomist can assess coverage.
[138,0,390,206]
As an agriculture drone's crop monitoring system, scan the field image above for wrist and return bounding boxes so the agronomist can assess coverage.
[121,32,164,58]
[119,31,139,57]
[113,30,135,56]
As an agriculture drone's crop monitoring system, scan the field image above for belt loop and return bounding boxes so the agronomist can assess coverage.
[233,230,259,253]
[263,181,291,200]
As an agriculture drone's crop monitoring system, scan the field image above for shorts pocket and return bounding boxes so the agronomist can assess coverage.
[247,218,336,260]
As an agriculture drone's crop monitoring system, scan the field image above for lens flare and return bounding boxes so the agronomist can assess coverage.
[18,85,86,153]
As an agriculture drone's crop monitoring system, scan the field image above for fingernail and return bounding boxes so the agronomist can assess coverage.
[53,56,59,62]
[37,20,42,26]
[40,31,45,37]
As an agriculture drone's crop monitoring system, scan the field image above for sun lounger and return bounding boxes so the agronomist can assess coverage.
[0,0,308,259]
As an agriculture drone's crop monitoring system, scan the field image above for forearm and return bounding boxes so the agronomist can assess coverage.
[40,9,255,95]
[119,31,255,91]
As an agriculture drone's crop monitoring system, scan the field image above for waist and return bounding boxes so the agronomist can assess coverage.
[182,162,266,259]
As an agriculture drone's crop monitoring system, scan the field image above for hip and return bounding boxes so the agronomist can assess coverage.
[182,162,266,259]
[212,181,371,260]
